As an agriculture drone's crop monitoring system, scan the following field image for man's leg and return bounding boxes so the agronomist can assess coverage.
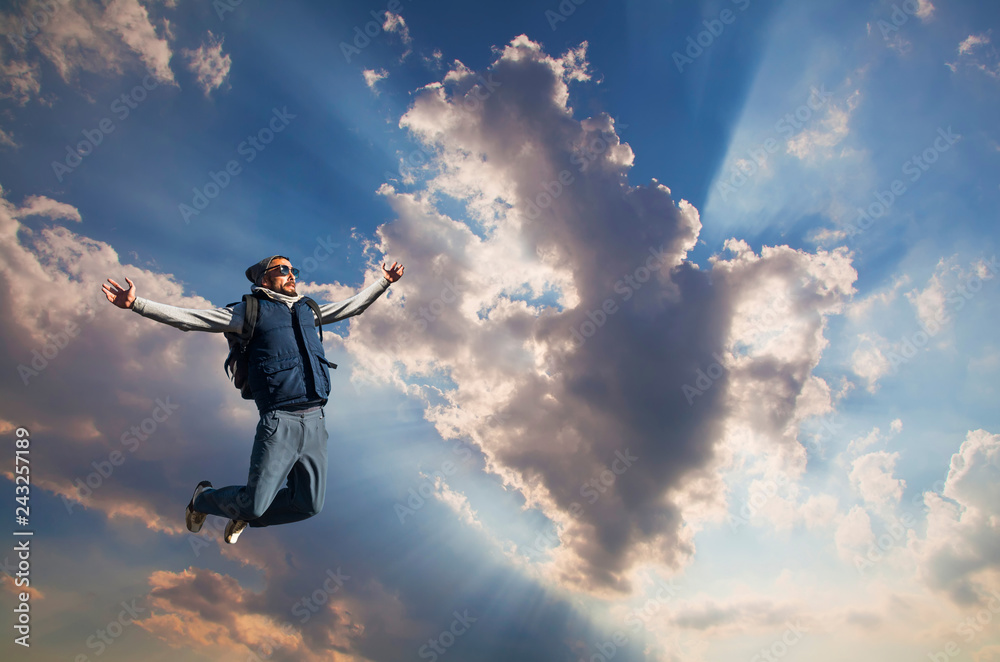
[249,407,328,528]
[193,410,300,522]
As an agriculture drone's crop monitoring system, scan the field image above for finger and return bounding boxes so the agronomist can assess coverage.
[125,276,134,288]
[107,278,122,290]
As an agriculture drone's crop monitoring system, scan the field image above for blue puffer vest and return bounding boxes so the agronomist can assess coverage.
[246,297,334,412]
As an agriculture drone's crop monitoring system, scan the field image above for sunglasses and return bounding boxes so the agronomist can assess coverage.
[265,264,299,278]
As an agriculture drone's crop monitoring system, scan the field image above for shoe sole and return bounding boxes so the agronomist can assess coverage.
[185,481,212,533]
[225,520,247,544]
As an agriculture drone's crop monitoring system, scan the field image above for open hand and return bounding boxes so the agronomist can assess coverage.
[381,261,404,283]
[102,277,136,309]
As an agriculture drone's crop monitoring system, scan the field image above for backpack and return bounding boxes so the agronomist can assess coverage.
[223,293,336,399]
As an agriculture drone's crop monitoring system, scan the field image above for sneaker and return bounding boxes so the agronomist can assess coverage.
[225,519,248,544]
[185,481,212,533]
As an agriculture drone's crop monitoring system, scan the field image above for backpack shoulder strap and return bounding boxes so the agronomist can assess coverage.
[241,294,259,347]
[303,297,323,342]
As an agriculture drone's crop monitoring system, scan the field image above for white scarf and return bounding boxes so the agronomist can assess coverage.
[251,285,304,308]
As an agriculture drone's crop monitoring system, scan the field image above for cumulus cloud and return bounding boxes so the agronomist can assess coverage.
[342,34,857,596]
[0,184,489,661]
[138,567,321,662]
[0,186,252,541]
[835,505,875,562]
[850,450,906,509]
[0,0,176,106]
[911,430,1000,605]
[182,30,231,96]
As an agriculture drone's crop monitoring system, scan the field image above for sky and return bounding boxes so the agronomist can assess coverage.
[0,0,999,660]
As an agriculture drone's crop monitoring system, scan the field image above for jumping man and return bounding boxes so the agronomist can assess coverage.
[102,256,403,543]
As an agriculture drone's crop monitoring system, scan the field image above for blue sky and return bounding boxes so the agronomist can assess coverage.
[1,0,999,660]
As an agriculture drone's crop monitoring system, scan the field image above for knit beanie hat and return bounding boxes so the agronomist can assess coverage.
[245,255,282,285]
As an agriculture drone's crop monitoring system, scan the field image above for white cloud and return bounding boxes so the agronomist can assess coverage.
[959,34,991,56]
[362,67,389,92]
[847,273,911,319]
[103,0,174,83]
[383,11,412,59]
[911,430,1000,605]
[182,31,231,96]
[948,32,1000,81]
[787,90,861,160]
[835,505,875,562]
[341,35,859,596]
[850,450,906,508]
[851,333,891,393]
[0,0,178,106]
[905,260,951,330]
[0,57,42,105]
[14,194,83,222]
[0,128,17,149]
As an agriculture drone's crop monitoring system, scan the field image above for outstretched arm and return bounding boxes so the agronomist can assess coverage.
[316,261,404,325]
[102,276,242,333]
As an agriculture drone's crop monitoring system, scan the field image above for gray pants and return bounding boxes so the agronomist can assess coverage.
[194,407,328,527]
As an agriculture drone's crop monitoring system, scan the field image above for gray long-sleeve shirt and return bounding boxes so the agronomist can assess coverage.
[130,277,391,333]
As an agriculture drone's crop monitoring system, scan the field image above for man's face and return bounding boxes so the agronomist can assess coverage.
[262,258,297,296]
